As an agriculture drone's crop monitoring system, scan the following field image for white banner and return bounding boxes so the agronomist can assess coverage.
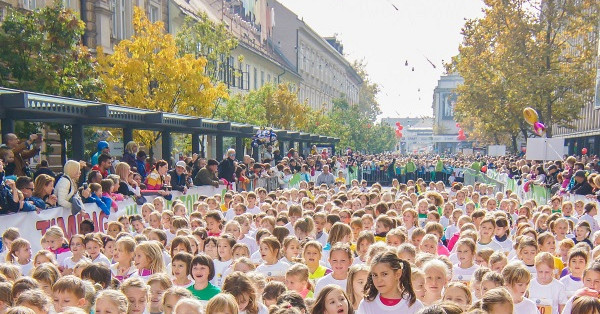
[0,185,228,252]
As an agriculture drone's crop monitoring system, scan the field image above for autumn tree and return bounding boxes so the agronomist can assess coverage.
[97,6,228,149]
[0,1,100,162]
[175,13,239,85]
[451,0,598,149]
[352,59,381,121]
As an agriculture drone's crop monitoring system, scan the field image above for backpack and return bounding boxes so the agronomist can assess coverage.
[54,172,65,188]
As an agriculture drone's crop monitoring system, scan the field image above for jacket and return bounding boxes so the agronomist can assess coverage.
[218,158,236,182]
[53,175,76,210]
[194,167,220,187]
[572,180,593,195]
[12,141,39,177]
[84,194,112,215]
[168,169,188,192]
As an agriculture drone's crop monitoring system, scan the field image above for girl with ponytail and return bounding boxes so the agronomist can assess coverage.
[357,251,423,313]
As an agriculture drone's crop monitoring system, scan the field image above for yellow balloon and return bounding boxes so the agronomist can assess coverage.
[523,107,539,125]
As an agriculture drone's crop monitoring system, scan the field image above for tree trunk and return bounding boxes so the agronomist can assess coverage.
[511,134,518,153]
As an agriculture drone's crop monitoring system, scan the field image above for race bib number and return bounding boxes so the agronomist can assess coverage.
[535,298,552,314]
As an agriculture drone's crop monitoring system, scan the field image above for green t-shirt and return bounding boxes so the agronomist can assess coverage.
[435,160,444,172]
[188,282,220,301]
[405,162,416,173]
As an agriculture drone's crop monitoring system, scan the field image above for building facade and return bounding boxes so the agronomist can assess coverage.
[431,73,467,154]
[0,0,358,111]
[381,117,434,154]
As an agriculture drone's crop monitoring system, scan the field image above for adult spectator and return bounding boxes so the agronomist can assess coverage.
[544,164,559,188]
[32,174,57,208]
[169,161,189,193]
[571,170,593,195]
[3,133,41,177]
[194,159,221,187]
[33,160,56,180]
[87,170,102,185]
[135,150,148,181]
[91,141,110,166]
[91,154,112,178]
[405,158,417,181]
[316,165,335,187]
[191,157,206,180]
[218,149,237,184]
[144,160,170,196]
[115,162,140,197]
[15,176,40,212]
[121,141,138,170]
[53,160,90,211]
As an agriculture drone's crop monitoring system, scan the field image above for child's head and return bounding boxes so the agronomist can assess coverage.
[7,238,31,263]
[161,287,192,314]
[190,254,215,283]
[488,251,508,273]
[311,285,352,314]
[33,250,56,268]
[480,287,514,314]
[443,282,472,310]
[364,251,416,305]
[262,281,287,308]
[282,236,300,261]
[221,271,259,313]
[120,277,149,314]
[148,273,173,313]
[52,275,87,312]
[423,259,449,299]
[516,237,538,266]
[346,264,369,308]
[481,271,504,295]
[285,264,310,293]
[328,243,353,276]
[568,248,589,278]
[419,234,438,255]
[205,293,238,314]
[501,262,531,301]
[134,241,165,273]
[217,234,236,261]
[14,289,52,314]
[44,226,66,250]
[95,289,129,314]
[302,241,323,265]
[31,263,61,295]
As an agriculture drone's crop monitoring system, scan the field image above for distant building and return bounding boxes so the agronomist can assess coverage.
[432,73,467,153]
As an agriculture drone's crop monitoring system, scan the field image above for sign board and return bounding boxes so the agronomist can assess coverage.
[108,141,124,158]
[526,138,565,161]
[488,145,506,157]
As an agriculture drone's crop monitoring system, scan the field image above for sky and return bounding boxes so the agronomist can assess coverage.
[277,0,486,119]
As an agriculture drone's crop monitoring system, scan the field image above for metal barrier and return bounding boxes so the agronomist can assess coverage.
[463,169,505,193]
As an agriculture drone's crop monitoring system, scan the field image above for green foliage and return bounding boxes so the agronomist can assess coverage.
[175,13,239,85]
[0,1,101,162]
[450,0,598,150]
[352,59,381,121]
[0,1,99,98]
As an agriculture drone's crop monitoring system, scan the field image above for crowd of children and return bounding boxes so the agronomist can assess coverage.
[2,173,600,314]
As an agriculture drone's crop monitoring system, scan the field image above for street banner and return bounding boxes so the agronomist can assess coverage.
[0,185,228,252]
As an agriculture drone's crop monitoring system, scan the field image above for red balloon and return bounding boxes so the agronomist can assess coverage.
[456,123,460,128]
[521,147,526,152]
[398,125,403,130]
[395,122,401,127]
[582,148,588,155]
[481,166,487,173]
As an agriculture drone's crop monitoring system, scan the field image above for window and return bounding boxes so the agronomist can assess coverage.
[261,71,264,87]
[23,0,36,10]
[112,0,130,40]
[253,67,258,90]
[267,74,271,83]
[149,1,161,23]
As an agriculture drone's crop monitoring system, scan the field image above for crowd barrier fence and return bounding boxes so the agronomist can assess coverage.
[0,185,228,252]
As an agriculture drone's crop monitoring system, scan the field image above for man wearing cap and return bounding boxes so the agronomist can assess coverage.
[194,159,222,187]
[169,161,189,193]
[570,170,593,195]
[544,165,559,188]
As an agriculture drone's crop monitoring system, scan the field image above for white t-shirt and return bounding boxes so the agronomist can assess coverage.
[476,239,503,252]
[92,253,111,267]
[250,250,263,264]
[17,260,33,276]
[256,260,289,278]
[212,259,233,287]
[529,278,568,314]
[495,237,514,253]
[513,298,538,314]
[314,273,347,296]
[56,250,73,266]
[315,231,329,247]
[559,276,584,298]
[452,264,478,282]
[238,235,258,255]
[165,229,176,245]
[247,205,261,215]
[62,255,91,271]
[444,225,458,241]
[440,216,450,229]
[356,294,424,314]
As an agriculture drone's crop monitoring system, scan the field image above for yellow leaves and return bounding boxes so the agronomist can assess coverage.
[97,6,226,126]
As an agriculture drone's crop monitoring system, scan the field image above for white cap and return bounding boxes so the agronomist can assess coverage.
[176,161,186,168]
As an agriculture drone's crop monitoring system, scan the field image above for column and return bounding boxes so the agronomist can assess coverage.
[331,144,336,156]
[162,131,172,165]
[216,135,224,161]
[192,133,200,155]
[279,140,285,154]
[235,136,244,157]
[1,118,14,141]
[123,127,133,145]
[252,146,259,162]
[72,123,85,161]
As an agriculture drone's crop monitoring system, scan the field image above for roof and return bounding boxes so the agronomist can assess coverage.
[0,87,337,143]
